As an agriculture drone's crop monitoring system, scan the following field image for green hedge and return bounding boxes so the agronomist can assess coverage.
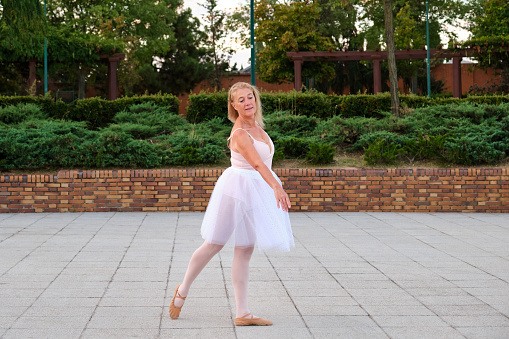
[0,94,180,129]
[0,96,68,119]
[65,94,180,129]
[186,91,509,122]
[0,101,225,171]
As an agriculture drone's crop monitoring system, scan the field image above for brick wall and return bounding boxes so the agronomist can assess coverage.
[1,168,508,213]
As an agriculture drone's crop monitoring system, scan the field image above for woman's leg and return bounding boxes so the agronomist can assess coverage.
[231,245,255,317]
[174,241,224,307]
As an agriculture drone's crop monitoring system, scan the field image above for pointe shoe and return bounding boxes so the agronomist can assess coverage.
[169,284,186,319]
[235,313,273,326]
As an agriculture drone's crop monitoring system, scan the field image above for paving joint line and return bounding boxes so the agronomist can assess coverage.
[5,212,111,334]
[1,213,81,278]
[79,212,148,338]
[218,251,238,338]
[299,213,395,338]
[0,213,48,246]
[158,212,180,338]
[264,251,314,338]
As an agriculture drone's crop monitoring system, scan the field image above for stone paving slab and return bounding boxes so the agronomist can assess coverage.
[1,212,509,339]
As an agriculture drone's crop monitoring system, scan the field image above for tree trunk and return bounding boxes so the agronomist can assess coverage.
[383,0,400,116]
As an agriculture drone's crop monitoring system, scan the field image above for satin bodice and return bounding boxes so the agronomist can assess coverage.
[228,129,274,170]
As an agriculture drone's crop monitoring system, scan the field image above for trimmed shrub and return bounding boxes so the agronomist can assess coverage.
[0,103,48,124]
[66,94,180,129]
[265,113,318,138]
[274,137,311,159]
[186,91,509,123]
[306,143,335,164]
[186,91,229,124]
[0,95,68,119]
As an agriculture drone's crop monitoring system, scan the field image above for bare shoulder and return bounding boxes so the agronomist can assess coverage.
[230,128,253,152]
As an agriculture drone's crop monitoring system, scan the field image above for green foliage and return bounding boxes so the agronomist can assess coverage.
[255,1,334,84]
[186,91,509,123]
[200,0,235,90]
[0,96,68,118]
[3,97,509,170]
[316,115,395,145]
[112,101,187,138]
[135,7,214,96]
[265,113,318,138]
[464,0,509,93]
[359,0,469,52]
[186,91,228,123]
[275,137,311,159]
[306,143,335,165]
[0,0,46,61]
[0,103,47,124]
[401,133,450,163]
[0,96,228,170]
[357,102,509,165]
[364,138,402,165]
[65,94,180,129]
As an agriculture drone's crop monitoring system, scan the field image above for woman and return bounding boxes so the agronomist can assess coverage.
[169,82,294,326]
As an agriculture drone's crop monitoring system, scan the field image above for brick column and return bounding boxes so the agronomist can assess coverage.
[293,57,303,91]
[453,55,463,98]
[373,56,382,94]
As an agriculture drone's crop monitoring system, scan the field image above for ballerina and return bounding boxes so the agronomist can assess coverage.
[169,82,294,326]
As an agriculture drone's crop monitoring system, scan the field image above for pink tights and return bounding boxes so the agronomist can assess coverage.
[174,241,254,318]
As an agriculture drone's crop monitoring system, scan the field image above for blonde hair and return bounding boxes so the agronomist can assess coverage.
[227,82,264,128]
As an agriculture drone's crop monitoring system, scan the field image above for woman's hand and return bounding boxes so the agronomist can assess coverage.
[273,185,291,212]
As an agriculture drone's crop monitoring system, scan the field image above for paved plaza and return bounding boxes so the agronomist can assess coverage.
[0,212,508,339]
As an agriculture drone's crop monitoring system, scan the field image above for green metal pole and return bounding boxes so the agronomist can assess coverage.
[250,0,255,86]
[44,0,48,95]
[426,0,431,98]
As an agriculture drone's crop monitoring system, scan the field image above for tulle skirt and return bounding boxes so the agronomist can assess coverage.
[201,167,294,252]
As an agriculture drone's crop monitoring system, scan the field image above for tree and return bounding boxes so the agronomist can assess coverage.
[134,8,213,95]
[466,0,509,92]
[359,0,469,50]
[383,0,400,116]
[0,0,46,61]
[255,0,334,84]
[44,0,180,97]
[200,0,234,90]
[0,0,46,94]
[393,2,425,93]
[314,0,369,94]
[358,0,471,96]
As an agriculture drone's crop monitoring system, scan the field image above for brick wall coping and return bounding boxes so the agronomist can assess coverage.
[1,167,508,183]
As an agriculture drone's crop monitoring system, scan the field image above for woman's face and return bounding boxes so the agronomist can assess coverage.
[232,88,256,119]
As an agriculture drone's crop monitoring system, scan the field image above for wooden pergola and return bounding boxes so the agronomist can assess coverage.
[287,47,481,98]
[28,53,125,100]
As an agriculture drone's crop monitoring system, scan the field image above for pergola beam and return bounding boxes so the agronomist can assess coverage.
[286,48,491,97]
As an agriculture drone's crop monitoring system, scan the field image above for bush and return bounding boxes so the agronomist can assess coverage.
[306,143,335,164]
[67,94,180,129]
[112,102,188,137]
[3,95,509,170]
[185,91,509,123]
[265,113,318,138]
[186,91,229,124]
[364,138,402,165]
[0,103,48,124]
[0,95,68,119]
[274,137,311,158]
[0,120,94,170]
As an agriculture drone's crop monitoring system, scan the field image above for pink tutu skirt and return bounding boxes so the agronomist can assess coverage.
[201,167,294,252]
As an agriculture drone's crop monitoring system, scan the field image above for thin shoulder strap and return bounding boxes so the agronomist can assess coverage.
[227,128,255,142]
